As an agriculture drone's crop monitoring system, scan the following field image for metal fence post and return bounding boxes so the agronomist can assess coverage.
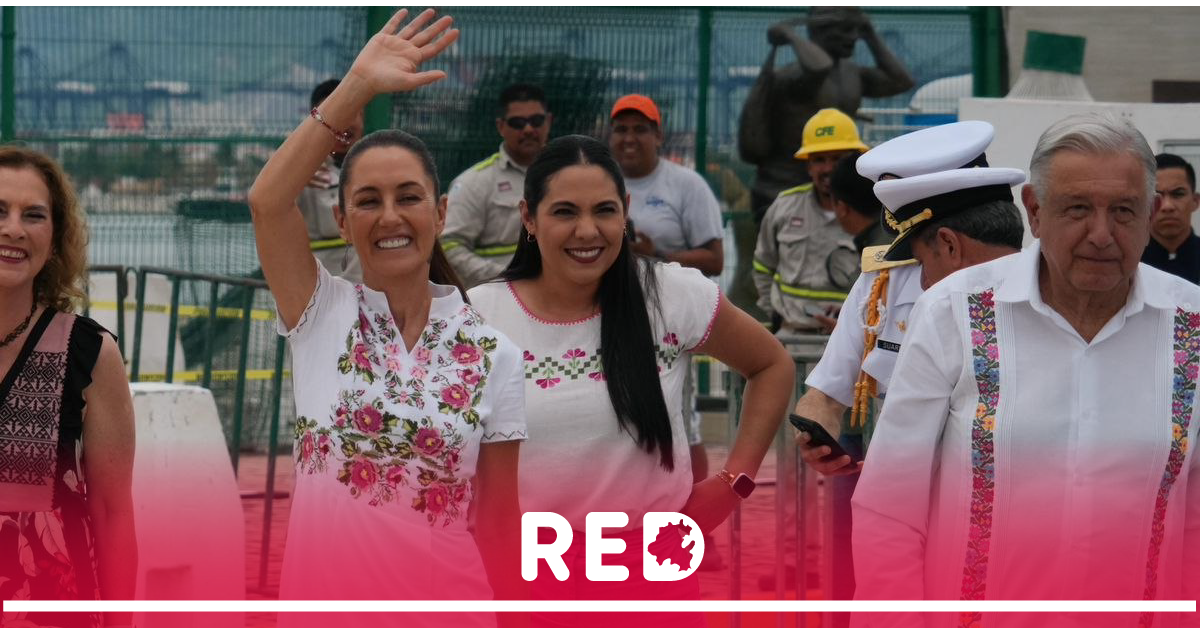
[1,7,15,142]
[970,7,1008,97]
[229,288,255,475]
[130,268,148,381]
[364,7,394,133]
[259,334,288,590]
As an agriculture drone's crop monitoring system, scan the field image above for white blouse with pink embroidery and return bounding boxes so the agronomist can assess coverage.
[276,264,525,616]
[468,262,721,530]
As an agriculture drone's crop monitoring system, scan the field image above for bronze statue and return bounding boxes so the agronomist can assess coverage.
[738,7,914,221]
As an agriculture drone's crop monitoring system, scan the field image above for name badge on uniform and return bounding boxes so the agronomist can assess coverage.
[498,181,512,192]
[876,339,901,353]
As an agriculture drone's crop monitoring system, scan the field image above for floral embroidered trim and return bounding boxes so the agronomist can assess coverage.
[1137,307,1199,628]
[525,347,602,388]
[507,282,600,326]
[482,429,528,442]
[959,289,999,628]
[282,264,326,338]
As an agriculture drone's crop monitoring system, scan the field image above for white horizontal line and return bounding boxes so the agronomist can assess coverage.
[6,601,1195,614]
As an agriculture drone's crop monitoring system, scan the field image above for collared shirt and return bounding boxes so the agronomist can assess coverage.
[1142,230,1200,285]
[753,185,855,330]
[852,243,1200,627]
[443,144,527,288]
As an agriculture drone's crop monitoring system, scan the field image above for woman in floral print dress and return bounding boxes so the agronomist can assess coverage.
[248,10,525,628]
[0,147,137,628]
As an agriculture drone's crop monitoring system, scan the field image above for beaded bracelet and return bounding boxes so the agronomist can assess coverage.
[310,107,353,146]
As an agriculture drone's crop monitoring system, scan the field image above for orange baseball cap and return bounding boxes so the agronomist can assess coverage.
[610,94,661,126]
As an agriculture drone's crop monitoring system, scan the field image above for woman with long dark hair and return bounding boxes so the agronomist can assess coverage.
[470,135,794,626]
[248,10,525,627]
[0,146,137,628]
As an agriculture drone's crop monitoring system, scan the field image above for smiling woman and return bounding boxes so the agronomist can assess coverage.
[246,9,527,628]
[0,146,137,628]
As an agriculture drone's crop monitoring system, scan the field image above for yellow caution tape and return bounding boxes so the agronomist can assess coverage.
[135,368,291,383]
[90,301,277,321]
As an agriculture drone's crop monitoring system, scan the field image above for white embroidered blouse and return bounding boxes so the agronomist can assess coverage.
[468,262,720,530]
[277,264,526,608]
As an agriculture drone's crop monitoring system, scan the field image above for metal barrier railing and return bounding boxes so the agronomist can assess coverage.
[88,264,289,593]
[726,333,834,628]
[84,264,133,355]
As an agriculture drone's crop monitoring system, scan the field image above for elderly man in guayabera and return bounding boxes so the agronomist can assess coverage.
[850,112,1199,628]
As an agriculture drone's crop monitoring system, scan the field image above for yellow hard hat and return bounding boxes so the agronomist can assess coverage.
[794,108,869,159]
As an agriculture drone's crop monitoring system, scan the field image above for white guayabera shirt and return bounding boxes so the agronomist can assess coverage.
[852,243,1200,628]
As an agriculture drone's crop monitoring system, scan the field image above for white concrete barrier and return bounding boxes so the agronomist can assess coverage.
[131,383,243,628]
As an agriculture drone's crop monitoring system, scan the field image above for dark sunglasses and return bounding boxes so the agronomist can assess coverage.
[505,114,547,130]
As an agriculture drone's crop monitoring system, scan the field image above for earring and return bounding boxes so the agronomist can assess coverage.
[526,232,536,243]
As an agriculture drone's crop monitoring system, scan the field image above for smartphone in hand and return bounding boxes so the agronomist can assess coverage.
[789,414,859,463]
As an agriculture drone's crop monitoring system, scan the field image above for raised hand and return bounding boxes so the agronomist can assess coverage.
[347,8,460,96]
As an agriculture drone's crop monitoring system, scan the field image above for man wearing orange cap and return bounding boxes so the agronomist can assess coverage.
[753,108,867,333]
[609,94,724,275]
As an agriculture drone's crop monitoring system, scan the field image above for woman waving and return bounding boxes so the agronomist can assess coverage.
[248,10,525,627]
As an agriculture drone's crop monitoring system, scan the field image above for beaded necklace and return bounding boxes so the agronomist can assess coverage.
[0,301,37,349]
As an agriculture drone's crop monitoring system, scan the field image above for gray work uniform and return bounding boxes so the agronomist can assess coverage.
[296,159,361,283]
[753,183,855,331]
[442,145,527,288]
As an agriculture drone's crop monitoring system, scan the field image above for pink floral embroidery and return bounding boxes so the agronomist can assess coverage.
[1139,308,1199,628]
[588,371,606,382]
[563,348,586,360]
[414,428,446,457]
[536,377,561,389]
[349,458,379,491]
[300,431,315,462]
[452,343,482,366]
[959,290,999,628]
[352,405,384,434]
[523,350,535,362]
[663,332,679,346]
[440,384,471,411]
[318,292,499,524]
[419,483,451,515]
[460,368,482,387]
[352,343,372,371]
[386,465,409,487]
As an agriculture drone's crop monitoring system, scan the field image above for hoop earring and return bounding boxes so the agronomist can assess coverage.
[526,232,536,243]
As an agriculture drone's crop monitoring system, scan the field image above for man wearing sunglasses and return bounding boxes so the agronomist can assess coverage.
[444,83,553,287]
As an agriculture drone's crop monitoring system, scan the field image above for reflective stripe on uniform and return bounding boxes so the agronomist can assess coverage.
[752,259,847,300]
[440,239,516,257]
[473,152,501,171]
[310,237,348,251]
[778,182,813,198]
[772,275,848,301]
[476,244,517,257]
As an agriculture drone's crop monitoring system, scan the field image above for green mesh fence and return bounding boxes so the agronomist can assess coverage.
[3,6,975,449]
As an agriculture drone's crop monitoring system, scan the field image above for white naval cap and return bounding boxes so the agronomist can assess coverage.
[857,120,995,181]
[873,166,1027,261]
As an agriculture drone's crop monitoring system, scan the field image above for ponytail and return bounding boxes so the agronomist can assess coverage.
[430,242,468,301]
